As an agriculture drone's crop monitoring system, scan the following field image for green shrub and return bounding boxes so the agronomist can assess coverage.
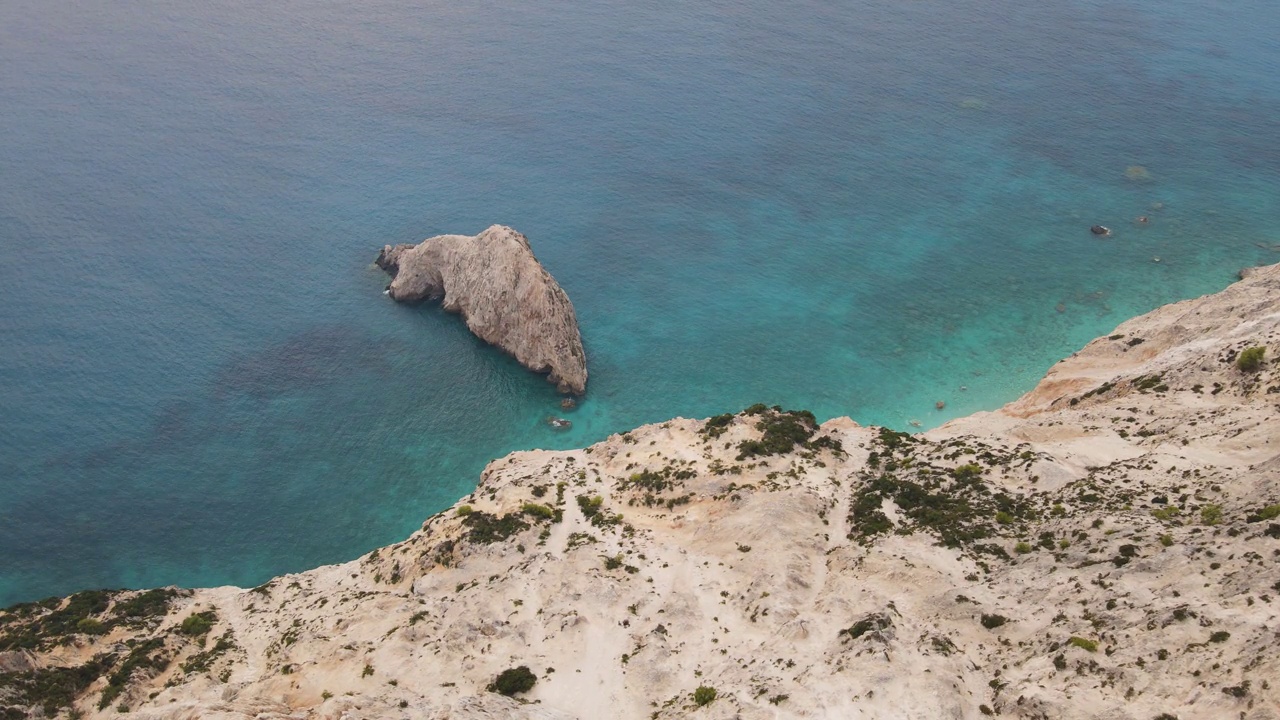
[1015,542,1033,554]
[980,614,1008,629]
[577,495,604,519]
[179,611,217,637]
[1200,505,1222,526]
[112,588,179,622]
[75,618,107,635]
[1222,680,1250,698]
[1067,636,1098,652]
[1246,504,1280,523]
[841,613,891,640]
[455,505,473,517]
[1159,534,1174,547]
[702,414,734,439]
[488,666,536,696]
[180,633,236,674]
[1237,346,1266,371]
[735,408,818,459]
[1209,631,1230,643]
[693,686,717,707]
[521,503,556,520]
[461,511,529,544]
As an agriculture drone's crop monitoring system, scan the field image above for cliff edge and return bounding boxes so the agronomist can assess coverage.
[3,265,1279,720]
[377,225,587,395]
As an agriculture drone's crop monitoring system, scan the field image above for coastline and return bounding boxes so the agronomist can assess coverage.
[2,264,1278,718]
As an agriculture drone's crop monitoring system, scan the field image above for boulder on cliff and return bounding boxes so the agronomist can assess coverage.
[376,225,587,395]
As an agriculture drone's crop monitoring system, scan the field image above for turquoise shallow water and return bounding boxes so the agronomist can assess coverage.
[1,0,1278,605]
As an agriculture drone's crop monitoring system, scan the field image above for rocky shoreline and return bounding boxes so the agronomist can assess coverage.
[3,265,1279,719]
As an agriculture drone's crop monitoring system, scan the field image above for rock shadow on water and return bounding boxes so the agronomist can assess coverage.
[44,325,408,476]
[213,324,406,401]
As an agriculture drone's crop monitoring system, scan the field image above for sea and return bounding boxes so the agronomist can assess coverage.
[1,0,1278,605]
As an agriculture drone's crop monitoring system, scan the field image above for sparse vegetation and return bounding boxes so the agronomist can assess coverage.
[0,657,109,715]
[702,414,734,439]
[980,614,1008,629]
[461,511,530,545]
[1237,345,1266,371]
[1067,636,1098,652]
[1200,504,1222,526]
[841,613,891,640]
[736,407,819,459]
[1246,504,1280,523]
[488,666,536,696]
[178,611,217,638]
[521,502,557,520]
[693,685,717,707]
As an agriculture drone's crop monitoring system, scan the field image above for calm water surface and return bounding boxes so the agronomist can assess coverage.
[1,0,1278,604]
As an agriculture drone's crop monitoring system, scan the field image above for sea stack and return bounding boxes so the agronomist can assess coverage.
[377,225,587,395]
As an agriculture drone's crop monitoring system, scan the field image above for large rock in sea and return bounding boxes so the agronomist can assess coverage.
[376,225,588,395]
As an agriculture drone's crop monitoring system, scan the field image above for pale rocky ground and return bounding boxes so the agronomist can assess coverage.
[4,265,1280,720]
[376,225,587,394]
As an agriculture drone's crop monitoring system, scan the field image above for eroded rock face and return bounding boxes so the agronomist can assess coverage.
[377,225,587,394]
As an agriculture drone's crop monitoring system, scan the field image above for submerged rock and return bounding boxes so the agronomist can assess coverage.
[1124,165,1152,181]
[377,225,588,395]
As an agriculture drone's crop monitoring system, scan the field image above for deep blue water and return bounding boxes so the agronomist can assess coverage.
[1,0,1278,605]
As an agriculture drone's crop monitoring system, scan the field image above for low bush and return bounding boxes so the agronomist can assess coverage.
[521,503,556,520]
[1200,505,1223,526]
[1246,504,1280,523]
[488,666,536,696]
[842,613,891,640]
[178,611,217,637]
[693,685,717,707]
[1237,346,1266,372]
[702,414,734,439]
[980,614,1008,629]
[461,511,529,545]
[1067,636,1098,652]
